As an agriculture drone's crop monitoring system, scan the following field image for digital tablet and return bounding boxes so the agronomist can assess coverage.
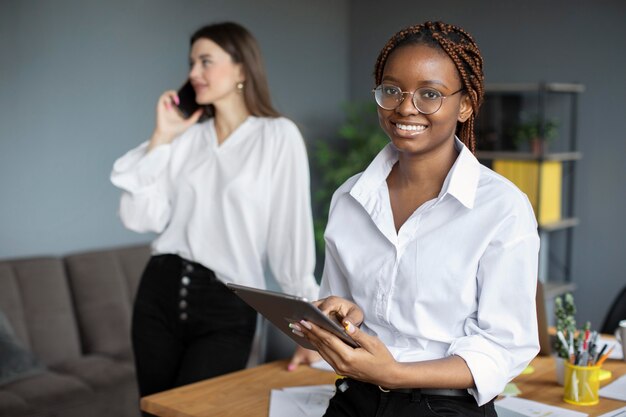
[226,283,360,350]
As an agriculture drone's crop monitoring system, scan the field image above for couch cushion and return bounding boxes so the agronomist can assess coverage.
[64,244,149,359]
[0,390,37,416]
[51,355,134,390]
[0,310,45,386]
[0,259,81,366]
[1,371,92,409]
[0,264,31,350]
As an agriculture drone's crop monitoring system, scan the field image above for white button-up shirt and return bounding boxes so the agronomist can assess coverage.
[320,139,540,405]
[111,116,319,301]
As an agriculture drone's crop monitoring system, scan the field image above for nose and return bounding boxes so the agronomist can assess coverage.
[188,62,201,80]
[395,92,420,116]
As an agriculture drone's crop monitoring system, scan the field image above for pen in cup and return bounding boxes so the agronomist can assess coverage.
[596,345,615,367]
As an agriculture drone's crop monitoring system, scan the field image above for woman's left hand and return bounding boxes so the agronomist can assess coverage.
[287,345,322,371]
[297,319,398,387]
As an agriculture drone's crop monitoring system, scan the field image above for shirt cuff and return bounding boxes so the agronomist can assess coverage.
[284,275,320,302]
[447,336,508,406]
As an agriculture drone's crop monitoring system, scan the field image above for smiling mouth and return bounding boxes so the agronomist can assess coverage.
[394,123,427,132]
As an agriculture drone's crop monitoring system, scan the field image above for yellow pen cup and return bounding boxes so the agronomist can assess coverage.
[563,362,600,406]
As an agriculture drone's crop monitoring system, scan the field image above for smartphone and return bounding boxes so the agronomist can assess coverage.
[176,81,201,118]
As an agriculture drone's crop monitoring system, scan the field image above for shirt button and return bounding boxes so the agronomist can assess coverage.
[179,300,188,310]
[179,312,188,321]
[180,288,188,297]
[185,264,194,273]
[181,276,190,286]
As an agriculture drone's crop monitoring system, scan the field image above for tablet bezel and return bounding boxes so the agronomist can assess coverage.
[226,283,360,350]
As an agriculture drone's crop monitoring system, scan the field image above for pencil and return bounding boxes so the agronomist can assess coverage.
[596,345,615,367]
[594,343,608,364]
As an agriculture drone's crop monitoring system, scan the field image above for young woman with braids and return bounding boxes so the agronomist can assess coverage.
[289,21,540,416]
[111,22,319,399]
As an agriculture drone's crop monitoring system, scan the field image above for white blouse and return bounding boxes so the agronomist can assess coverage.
[111,116,319,301]
[320,139,540,405]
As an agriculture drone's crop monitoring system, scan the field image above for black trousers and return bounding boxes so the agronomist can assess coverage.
[324,378,497,417]
[131,254,257,398]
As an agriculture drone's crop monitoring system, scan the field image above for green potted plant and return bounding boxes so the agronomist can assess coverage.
[311,102,388,255]
[553,293,578,385]
[511,116,559,154]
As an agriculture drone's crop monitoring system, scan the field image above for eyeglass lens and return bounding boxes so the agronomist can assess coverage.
[374,85,445,114]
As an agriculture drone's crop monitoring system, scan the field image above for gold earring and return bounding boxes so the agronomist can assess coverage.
[236,82,244,92]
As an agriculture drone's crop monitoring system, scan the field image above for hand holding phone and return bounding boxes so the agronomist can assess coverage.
[148,85,204,150]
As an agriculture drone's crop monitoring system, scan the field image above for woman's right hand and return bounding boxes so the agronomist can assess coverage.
[314,296,364,328]
[148,90,204,151]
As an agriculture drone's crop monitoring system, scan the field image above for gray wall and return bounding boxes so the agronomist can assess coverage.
[0,0,349,257]
[348,0,626,330]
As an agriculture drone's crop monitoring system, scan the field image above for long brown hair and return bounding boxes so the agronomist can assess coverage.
[191,22,280,118]
[374,21,484,153]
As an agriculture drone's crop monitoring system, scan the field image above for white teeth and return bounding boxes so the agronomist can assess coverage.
[396,123,426,132]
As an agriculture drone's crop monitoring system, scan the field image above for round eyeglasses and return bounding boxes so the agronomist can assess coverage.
[372,84,464,114]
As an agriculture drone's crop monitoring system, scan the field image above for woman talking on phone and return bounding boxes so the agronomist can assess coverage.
[110,22,319,398]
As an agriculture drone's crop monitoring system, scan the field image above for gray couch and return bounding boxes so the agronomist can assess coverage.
[0,244,150,417]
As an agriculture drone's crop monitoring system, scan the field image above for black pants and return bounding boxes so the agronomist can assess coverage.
[131,254,257,397]
[324,378,497,417]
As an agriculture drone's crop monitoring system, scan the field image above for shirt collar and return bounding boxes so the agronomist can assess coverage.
[350,138,480,209]
[441,138,480,209]
[349,143,396,203]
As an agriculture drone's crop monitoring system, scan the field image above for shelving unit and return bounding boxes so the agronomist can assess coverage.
[476,82,584,300]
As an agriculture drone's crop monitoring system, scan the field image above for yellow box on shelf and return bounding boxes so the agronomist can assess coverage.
[493,160,562,225]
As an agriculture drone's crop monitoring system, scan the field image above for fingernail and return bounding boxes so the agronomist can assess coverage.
[287,364,296,371]
[292,329,304,337]
[344,321,355,334]
[174,95,180,105]
[288,323,302,332]
[300,320,312,330]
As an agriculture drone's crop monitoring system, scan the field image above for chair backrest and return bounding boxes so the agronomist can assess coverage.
[600,285,626,334]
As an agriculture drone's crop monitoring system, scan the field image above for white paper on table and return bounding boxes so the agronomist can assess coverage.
[269,390,304,417]
[310,359,335,372]
[598,405,626,417]
[269,385,335,417]
[599,375,626,401]
[495,397,588,417]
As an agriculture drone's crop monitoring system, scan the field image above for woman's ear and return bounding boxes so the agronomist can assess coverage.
[236,63,246,84]
[458,92,474,123]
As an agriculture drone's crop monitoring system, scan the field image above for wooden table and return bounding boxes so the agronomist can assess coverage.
[512,356,626,416]
[141,357,626,417]
[141,360,337,417]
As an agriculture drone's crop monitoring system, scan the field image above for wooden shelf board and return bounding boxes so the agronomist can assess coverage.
[539,217,579,232]
[476,151,582,162]
[485,83,585,93]
[542,282,578,299]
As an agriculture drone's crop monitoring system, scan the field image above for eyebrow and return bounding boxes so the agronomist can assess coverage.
[381,75,449,89]
[190,53,213,61]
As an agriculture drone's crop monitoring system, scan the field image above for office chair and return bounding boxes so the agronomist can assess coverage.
[536,281,553,356]
[600,285,626,334]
